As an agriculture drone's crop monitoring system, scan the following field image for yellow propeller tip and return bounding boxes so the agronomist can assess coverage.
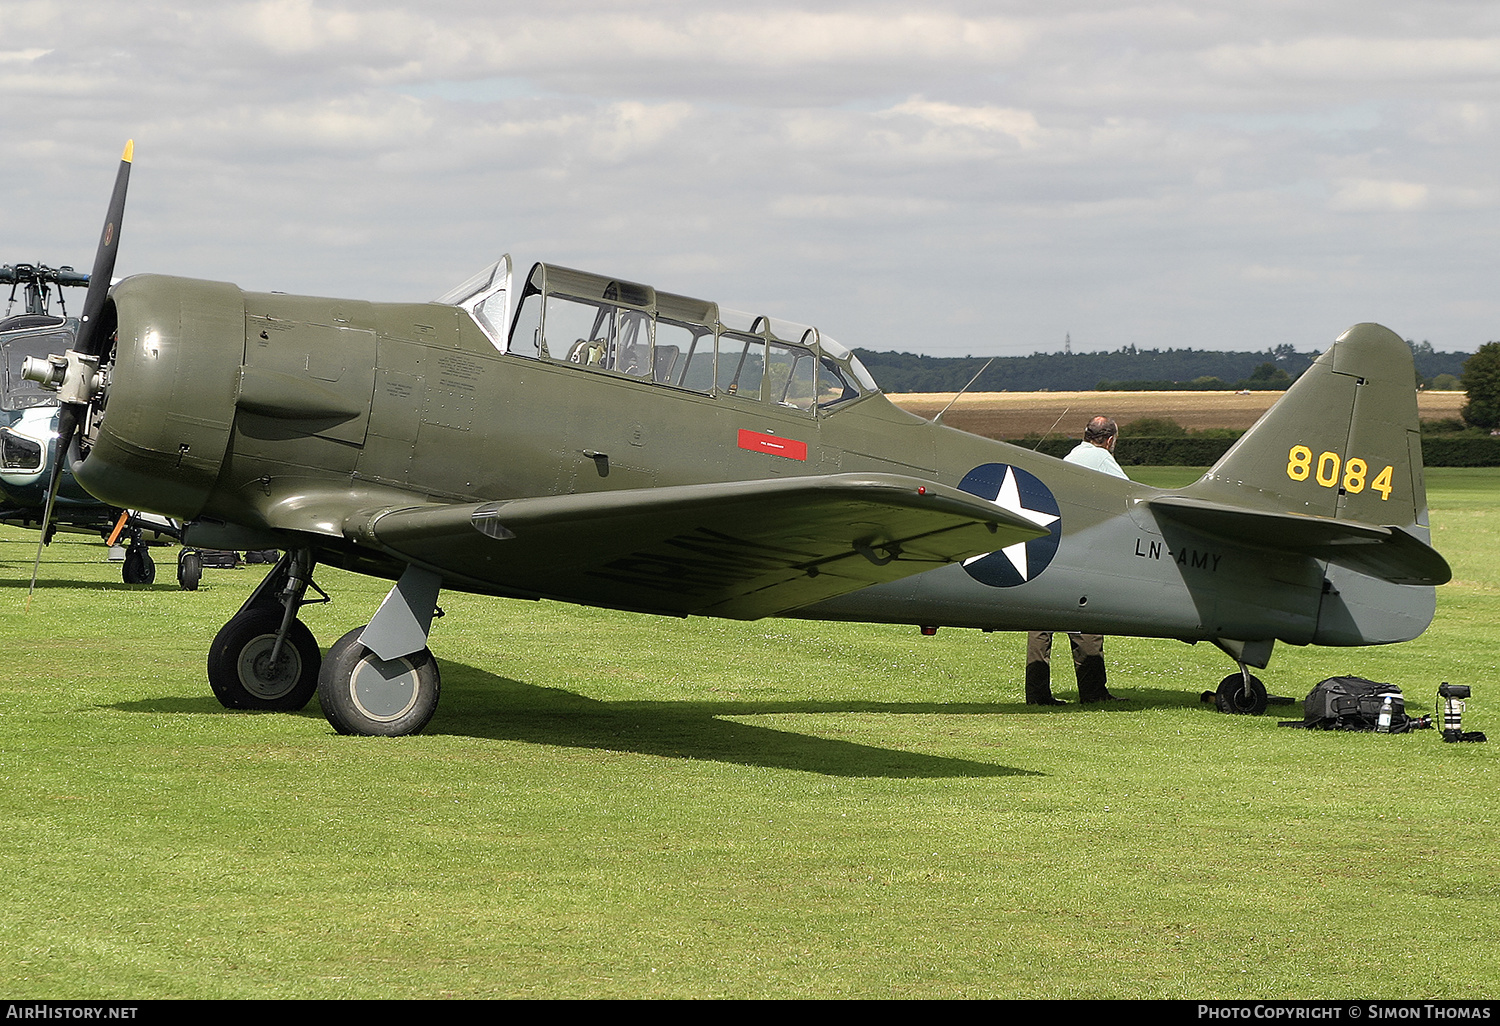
[122,139,134,163]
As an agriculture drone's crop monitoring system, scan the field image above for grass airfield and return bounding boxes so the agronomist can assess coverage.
[0,468,1495,999]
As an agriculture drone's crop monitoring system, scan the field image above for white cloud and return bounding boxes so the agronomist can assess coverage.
[222,95,435,153]
[586,101,695,163]
[1241,264,1306,283]
[1329,178,1430,212]
[1203,36,1500,83]
[767,193,949,220]
[884,100,1046,151]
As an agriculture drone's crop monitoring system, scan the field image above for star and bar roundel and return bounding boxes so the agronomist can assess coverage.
[957,463,1062,587]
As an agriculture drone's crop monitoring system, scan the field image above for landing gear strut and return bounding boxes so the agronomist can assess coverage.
[206,549,326,711]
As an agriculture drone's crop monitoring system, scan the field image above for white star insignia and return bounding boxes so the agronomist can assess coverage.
[962,466,1060,581]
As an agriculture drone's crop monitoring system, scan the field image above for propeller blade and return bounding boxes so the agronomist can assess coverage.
[27,140,133,603]
[26,405,80,602]
[74,139,132,359]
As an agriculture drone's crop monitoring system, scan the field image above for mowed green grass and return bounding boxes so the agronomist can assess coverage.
[0,469,1495,999]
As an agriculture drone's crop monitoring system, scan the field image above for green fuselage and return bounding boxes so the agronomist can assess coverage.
[76,274,1438,655]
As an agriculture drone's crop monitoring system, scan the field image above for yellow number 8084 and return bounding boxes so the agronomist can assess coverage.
[1286,446,1393,500]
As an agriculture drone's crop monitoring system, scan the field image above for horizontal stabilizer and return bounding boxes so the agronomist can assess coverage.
[1148,494,1450,586]
[346,473,1047,618]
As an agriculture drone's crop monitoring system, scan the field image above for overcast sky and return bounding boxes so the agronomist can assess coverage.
[3,1,1498,358]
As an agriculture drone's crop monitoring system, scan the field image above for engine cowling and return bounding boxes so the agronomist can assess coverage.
[75,274,245,520]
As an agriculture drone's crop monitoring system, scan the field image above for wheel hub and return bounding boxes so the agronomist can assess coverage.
[348,655,421,722]
[238,635,301,699]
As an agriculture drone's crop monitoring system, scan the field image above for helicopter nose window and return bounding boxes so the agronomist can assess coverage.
[0,427,43,470]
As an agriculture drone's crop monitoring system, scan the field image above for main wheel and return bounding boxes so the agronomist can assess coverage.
[1215,672,1268,715]
[122,545,155,584]
[317,626,440,737]
[178,550,203,591]
[206,606,320,711]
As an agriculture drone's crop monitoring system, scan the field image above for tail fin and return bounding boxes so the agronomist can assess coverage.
[1148,323,1448,588]
[1197,322,1430,531]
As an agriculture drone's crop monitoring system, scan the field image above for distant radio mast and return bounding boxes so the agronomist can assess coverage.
[1064,332,1072,356]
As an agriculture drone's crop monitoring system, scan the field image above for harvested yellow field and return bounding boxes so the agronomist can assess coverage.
[886,390,1466,439]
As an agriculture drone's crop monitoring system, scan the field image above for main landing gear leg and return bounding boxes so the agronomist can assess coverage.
[206,549,323,711]
[317,564,443,737]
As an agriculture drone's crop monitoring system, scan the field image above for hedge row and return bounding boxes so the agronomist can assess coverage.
[1005,436,1500,467]
[1004,437,1238,465]
[1417,436,1500,467]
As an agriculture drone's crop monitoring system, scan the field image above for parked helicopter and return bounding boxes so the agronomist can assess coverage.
[28,143,1448,736]
[0,260,170,582]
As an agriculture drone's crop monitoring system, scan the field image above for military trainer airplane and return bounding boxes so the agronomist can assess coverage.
[26,143,1449,736]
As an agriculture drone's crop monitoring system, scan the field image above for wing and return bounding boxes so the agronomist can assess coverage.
[343,472,1047,618]
[1148,494,1450,586]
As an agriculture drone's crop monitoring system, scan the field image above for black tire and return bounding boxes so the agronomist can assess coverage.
[178,550,203,591]
[206,606,320,711]
[122,546,155,584]
[1216,672,1268,715]
[317,626,440,737]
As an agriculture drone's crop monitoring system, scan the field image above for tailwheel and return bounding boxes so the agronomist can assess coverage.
[317,626,440,737]
[206,606,320,711]
[1215,672,1268,716]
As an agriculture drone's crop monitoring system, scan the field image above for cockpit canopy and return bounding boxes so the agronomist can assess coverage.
[440,258,879,413]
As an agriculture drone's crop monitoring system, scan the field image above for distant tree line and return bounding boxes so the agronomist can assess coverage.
[855,340,1473,393]
[1099,361,1295,391]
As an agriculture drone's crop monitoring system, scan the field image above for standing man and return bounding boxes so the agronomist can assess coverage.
[1026,416,1128,705]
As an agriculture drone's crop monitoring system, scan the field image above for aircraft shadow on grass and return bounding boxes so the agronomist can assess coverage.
[110,660,1049,779]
